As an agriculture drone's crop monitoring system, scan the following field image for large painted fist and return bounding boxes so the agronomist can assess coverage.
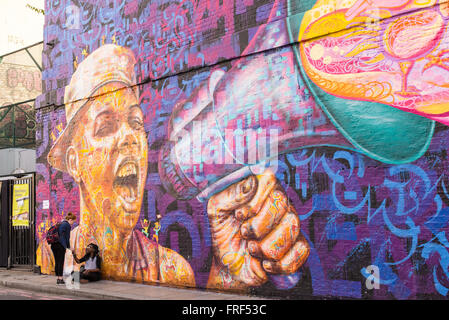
[207,169,310,287]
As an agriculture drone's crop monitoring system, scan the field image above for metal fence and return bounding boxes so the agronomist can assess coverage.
[0,100,36,149]
[0,41,42,150]
[8,175,35,268]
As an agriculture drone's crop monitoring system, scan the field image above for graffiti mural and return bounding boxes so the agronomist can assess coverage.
[35,0,449,299]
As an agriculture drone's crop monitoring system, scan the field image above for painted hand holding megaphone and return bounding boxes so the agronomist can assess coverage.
[206,169,310,289]
[160,61,314,288]
[161,0,449,290]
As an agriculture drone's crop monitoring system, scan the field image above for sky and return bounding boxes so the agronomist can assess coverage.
[0,0,44,56]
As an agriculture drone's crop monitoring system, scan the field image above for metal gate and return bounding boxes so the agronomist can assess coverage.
[8,175,35,269]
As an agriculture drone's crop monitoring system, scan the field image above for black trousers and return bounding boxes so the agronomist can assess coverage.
[50,242,65,277]
[80,270,101,282]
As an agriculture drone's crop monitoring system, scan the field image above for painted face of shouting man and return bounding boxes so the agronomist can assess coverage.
[47,44,147,236]
[38,44,195,285]
[65,83,148,233]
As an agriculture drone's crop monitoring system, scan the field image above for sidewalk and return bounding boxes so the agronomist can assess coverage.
[0,269,269,300]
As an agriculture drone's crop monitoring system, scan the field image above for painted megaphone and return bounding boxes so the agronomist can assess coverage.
[292,0,449,124]
[159,0,437,203]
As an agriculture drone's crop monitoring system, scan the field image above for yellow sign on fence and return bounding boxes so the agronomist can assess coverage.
[12,184,29,227]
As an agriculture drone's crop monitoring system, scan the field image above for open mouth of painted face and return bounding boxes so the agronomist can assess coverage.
[113,160,140,210]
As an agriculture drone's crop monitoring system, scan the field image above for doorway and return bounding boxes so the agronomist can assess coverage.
[0,173,35,269]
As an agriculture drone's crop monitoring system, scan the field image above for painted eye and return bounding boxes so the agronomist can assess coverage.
[129,116,143,129]
[128,105,144,130]
[94,113,118,137]
[95,122,116,137]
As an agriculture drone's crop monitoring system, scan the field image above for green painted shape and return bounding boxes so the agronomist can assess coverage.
[286,0,435,164]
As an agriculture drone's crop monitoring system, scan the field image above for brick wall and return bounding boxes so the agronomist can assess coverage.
[0,48,41,106]
[35,0,449,299]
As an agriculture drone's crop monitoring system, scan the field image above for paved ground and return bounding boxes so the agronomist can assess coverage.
[0,268,269,300]
[0,287,82,300]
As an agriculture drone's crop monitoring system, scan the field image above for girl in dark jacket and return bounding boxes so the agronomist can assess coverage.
[72,243,102,283]
[51,212,76,284]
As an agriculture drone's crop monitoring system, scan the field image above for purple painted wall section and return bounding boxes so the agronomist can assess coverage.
[35,0,449,299]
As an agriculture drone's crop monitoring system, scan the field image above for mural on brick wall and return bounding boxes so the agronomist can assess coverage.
[35,0,449,299]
